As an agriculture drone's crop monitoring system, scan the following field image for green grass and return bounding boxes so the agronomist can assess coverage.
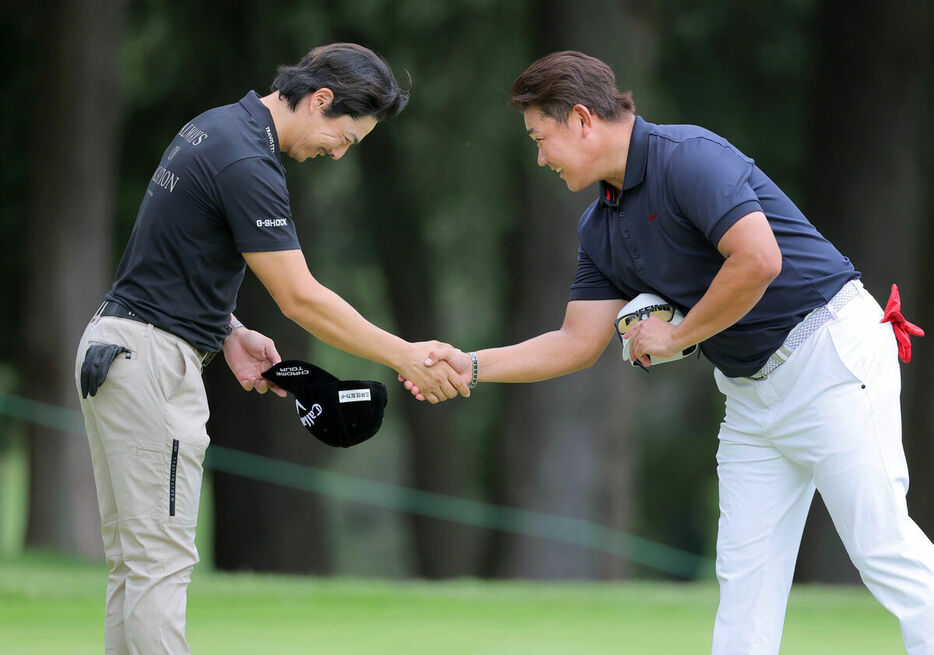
[0,555,902,655]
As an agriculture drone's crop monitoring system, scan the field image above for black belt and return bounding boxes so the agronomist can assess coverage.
[95,301,218,366]
[97,301,148,324]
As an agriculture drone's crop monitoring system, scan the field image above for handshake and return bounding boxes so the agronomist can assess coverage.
[394,342,473,404]
[222,327,475,405]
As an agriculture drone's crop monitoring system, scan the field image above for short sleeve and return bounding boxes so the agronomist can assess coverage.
[569,247,625,301]
[215,156,301,253]
[666,138,762,246]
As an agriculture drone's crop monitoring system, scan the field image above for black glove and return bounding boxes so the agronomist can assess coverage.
[80,344,129,398]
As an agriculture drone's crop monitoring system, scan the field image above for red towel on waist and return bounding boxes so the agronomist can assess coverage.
[881,284,924,363]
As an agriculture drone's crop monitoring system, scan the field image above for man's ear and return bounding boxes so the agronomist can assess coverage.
[309,88,334,114]
[570,103,594,134]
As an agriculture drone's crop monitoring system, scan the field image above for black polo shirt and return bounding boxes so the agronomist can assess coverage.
[570,116,856,377]
[106,91,301,353]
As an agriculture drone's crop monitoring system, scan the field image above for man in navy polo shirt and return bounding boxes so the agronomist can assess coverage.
[75,43,468,655]
[419,51,934,654]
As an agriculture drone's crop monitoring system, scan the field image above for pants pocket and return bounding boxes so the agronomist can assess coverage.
[825,312,874,385]
[79,343,132,398]
[113,444,167,523]
[155,341,191,401]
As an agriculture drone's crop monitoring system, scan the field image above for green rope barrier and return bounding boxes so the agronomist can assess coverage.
[0,391,714,578]
[0,392,86,435]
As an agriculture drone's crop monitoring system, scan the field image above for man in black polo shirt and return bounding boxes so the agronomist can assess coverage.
[418,51,934,654]
[75,43,468,655]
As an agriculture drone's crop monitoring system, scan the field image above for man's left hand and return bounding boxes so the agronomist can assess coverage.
[223,327,287,397]
[623,317,679,368]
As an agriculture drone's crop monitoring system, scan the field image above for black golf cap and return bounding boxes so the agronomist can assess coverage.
[261,360,388,448]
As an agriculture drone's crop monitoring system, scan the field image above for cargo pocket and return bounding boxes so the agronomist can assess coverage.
[117,443,168,523]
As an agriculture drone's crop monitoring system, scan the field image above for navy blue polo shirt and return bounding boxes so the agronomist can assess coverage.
[570,116,857,377]
[106,91,301,352]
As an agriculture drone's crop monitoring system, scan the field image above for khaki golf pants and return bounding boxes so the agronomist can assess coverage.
[76,315,210,655]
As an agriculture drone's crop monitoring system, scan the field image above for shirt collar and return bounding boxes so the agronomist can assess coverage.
[239,90,281,157]
[599,115,650,207]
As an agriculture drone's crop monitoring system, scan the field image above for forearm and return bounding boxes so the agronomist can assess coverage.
[663,210,782,352]
[475,329,609,383]
[281,283,412,371]
[244,249,470,402]
[671,254,776,351]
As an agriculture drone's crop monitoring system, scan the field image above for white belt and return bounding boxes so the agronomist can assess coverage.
[750,280,862,380]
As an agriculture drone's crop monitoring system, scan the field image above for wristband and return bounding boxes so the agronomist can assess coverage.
[468,352,479,389]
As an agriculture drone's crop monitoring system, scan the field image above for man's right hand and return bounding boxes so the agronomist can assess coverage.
[398,346,472,401]
[396,341,470,404]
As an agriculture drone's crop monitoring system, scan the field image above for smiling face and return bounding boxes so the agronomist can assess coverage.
[286,89,378,162]
[523,106,598,192]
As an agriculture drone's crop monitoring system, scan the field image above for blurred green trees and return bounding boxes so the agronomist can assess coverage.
[1,0,931,581]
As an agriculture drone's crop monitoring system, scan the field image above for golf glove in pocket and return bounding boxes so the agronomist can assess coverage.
[80,344,130,398]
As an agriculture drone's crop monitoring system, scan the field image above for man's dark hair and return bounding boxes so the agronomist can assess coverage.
[272,43,410,121]
[510,51,635,123]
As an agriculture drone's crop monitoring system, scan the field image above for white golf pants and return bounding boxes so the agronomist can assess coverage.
[76,315,210,655]
[711,284,934,655]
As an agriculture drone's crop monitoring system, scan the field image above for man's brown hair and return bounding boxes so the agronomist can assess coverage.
[510,51,634,123]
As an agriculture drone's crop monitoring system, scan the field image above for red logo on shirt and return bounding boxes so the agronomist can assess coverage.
[649,212,658,221]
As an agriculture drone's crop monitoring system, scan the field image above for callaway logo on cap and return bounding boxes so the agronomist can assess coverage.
[261,360,388,447]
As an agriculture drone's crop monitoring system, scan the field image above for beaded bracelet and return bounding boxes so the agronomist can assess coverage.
[468,352,479,389]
